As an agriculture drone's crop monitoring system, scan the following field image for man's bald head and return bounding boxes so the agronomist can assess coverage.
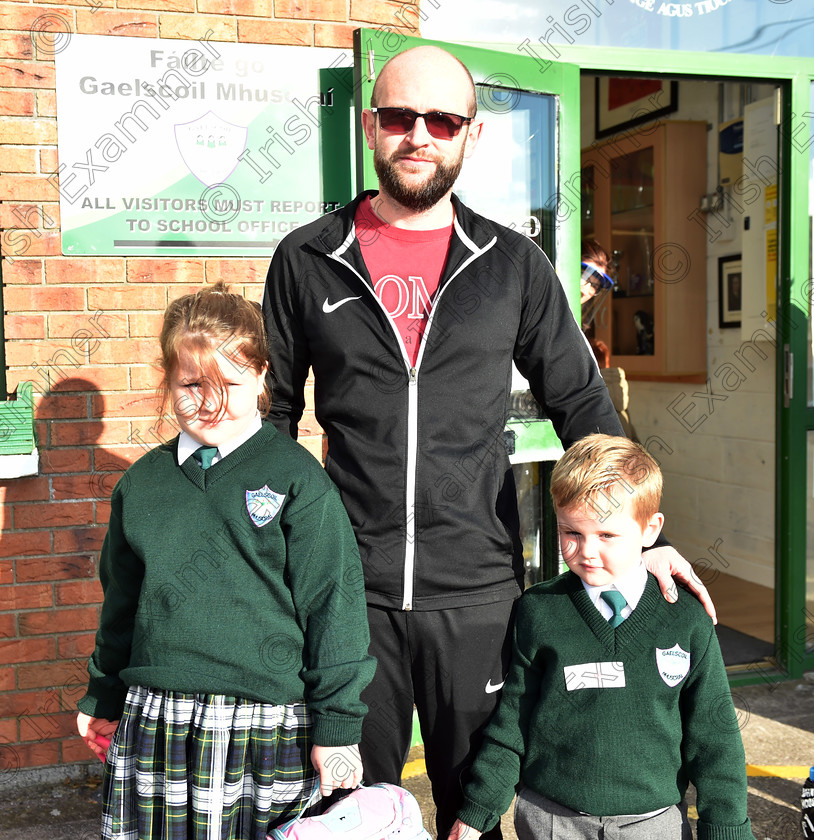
[370,46,477,118]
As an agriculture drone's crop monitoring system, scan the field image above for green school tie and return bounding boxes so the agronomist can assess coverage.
[192,445,219,470]
[600,590,628,628]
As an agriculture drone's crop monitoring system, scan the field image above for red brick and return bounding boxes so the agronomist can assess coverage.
[0,613,14,638]
[15,555,96,583]
[55,580,102,606]
[19,711,77,742]
[48,311,127,340]
[158,13,235,40]
[50,419,130,449]
[0,562,11,585]
[198,0,272,12]
[0,119,57,148]
[0,147,37,174]
[204,258,268,285]
[0,33,34,60]
[91,392,162,418]
[39,149,59,174]
[39,448,92,475]
[0,5,75,34]
[0,205,53,230]
[275,0,345,21]
[0,718,17,744]
[0,90,34,117]
[52,527,105,554]
[315,22,354,47]
[128,312,165,337]
[95,500,112,524]
[0,61,56,91]
[3,314,45,340]
[37,89,56,118]
[61,737,95,764]
[15,502,94,530]
[0,476,49,503]
[127,259,205,285]
[130,365,164,391]
[17,660,88,690]
[0,689,58,718]
[75,9,158,37]
[237,17,311,43]
[0,532,51,558]
[19,607,99,636]
[0,585,53,612]
[350,0,419,26]
[1,258,42,285]
[0,669,14,692]
[2,285,84,312]
[86,285,165,311]
[1,227,59,262]
[15,739,60,769]
[46,258,125,285]
[57,632,95,660]
[33,394,87,420]
[0,637,56,665]
[0,174,57,203]
[40,365,130,393]
[117,0,193,10]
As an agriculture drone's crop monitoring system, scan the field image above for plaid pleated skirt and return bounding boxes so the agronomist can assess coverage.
[101,686,318,840]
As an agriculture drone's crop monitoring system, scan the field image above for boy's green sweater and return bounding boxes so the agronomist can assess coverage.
[459,572,755,840]
[78,422,376,747]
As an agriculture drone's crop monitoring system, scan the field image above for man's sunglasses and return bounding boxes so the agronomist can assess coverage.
[370,107,474,140]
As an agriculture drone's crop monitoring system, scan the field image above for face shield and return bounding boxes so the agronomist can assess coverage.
[580,262,614,329]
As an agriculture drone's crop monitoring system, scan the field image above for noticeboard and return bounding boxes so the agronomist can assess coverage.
[54,35,355,256]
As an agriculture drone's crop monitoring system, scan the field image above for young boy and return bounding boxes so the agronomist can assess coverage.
[449,434,755,840]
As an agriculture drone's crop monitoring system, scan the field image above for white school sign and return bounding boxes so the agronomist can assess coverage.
[54,35,354,256]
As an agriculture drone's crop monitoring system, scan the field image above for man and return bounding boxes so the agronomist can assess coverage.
[263,45,712,840]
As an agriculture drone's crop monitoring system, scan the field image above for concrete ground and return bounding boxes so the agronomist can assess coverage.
[1,674,813,839]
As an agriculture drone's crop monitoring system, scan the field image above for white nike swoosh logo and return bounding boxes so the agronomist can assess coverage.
[322,295,362,313]
[485,679,505,694]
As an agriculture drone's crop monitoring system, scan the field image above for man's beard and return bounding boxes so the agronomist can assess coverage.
[373,145,465,213]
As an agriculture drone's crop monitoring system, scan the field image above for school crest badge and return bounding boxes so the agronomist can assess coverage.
[656,644,691,687]
[174,110,247,187]
[246,486,285,527]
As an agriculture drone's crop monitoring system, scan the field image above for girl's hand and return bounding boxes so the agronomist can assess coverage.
[76,712,118,762]
[310,744,363,796]
[448,819,482,839]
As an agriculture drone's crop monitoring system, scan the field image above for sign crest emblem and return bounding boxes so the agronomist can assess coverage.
[246,485,285,527]
[656,643,691,687]
[174,110,248,187]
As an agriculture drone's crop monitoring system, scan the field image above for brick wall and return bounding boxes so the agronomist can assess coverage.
[0,0,420,778]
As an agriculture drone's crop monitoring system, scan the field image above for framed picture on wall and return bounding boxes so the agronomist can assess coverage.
[595,78,678,138]
[718,255,742,328]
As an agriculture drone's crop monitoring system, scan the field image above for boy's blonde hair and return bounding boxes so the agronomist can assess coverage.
[158,282,271,420]
[550,434,662,527]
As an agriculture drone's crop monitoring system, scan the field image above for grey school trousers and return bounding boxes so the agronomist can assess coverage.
[514,787,692,840]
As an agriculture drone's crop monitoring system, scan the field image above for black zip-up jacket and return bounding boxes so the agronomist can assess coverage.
[263,191,623,612]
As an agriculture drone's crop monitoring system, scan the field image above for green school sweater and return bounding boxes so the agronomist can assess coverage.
[458,572,755,840]
[78,422,376,747]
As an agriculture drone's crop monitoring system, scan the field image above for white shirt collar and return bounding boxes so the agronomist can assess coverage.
[177,415,263,467]
[582,560,648,621]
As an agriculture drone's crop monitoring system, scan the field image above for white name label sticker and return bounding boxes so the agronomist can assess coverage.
[564,662,626,691]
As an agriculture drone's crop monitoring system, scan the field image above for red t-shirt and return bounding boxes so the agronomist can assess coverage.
[355,197,453,366]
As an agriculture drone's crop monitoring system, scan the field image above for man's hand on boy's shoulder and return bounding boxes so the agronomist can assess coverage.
[643,545,717,624]
[447,820,482,840]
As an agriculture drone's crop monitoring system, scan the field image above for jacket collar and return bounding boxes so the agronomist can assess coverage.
[306,190,498,289]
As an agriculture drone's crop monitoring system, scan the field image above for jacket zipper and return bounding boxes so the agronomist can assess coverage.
[329,222,497,611]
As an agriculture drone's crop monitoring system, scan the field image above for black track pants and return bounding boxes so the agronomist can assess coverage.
[360,600,517,840]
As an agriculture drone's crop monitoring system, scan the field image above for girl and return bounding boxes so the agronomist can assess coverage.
[77,282,375,840]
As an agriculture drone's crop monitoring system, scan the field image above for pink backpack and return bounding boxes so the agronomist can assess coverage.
[268,783,432,840]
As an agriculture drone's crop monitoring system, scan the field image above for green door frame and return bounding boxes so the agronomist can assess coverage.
[353,31,813,681]
[550,47,813,682]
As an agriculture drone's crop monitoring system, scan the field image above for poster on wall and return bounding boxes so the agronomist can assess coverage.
[54,35,354,255]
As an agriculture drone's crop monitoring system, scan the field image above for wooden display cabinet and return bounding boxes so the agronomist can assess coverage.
[581,121,708,380]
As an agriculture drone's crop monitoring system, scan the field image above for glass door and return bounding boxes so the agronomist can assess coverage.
[353,30,581,583]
